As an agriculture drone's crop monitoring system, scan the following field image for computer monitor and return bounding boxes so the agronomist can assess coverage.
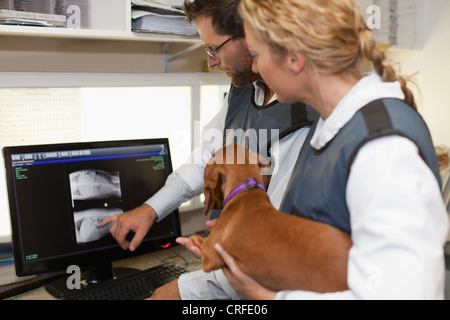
[3,138,181,285]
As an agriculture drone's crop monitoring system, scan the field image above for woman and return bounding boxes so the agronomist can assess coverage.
[215,0,449,299]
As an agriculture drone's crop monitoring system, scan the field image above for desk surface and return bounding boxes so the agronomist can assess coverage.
[5,243,450,300]
[5,244,202,300]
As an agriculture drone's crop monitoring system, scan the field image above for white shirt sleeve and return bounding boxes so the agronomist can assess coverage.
[146,93,230,222]
[275,136,449,300]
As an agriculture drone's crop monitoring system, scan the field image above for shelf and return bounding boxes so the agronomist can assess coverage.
[0,24,200,44]
[0,1,203,73]
[0,0,200,44]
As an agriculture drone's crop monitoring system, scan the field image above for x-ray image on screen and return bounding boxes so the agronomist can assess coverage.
[74,207,122,244]
[69,169,123,244]
[70,169,121,200]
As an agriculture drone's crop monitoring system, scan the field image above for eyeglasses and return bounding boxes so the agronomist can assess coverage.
[204,36,234,59]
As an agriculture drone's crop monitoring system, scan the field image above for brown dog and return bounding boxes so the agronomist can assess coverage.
[189,144,352,293]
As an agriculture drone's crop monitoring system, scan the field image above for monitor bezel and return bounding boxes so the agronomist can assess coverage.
[3,138,181,277]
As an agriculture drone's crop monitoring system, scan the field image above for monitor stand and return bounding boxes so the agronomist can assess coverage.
[44,261,139,299]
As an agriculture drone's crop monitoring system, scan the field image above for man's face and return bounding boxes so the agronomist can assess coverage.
[195,16,259,87]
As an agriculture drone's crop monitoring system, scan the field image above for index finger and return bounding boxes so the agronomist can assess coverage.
[99,214,118,227]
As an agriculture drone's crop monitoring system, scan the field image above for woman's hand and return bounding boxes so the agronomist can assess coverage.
[215,244,277,300]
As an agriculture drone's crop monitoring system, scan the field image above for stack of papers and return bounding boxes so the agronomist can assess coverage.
[0,237,35,287]
[13,0,53,15]
[0,8,66,27]
[0,241,15,286]
[131,0,198,36]
[0,246,12,265]
[151,0,184,9]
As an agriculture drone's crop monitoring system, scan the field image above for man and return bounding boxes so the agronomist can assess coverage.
[101,0,316,300]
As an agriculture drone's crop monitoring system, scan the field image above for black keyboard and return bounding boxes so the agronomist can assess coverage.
[62,264,186,300]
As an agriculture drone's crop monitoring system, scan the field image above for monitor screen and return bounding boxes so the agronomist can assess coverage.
[3,139,181,278]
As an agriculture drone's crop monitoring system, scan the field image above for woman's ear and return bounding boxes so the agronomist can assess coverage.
[286,51,305,74]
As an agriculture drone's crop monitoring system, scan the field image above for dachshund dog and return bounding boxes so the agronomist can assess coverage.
[189,144,352,293]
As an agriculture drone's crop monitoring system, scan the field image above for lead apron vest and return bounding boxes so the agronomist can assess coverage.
[281,98,442,235]
[223,84,318,156]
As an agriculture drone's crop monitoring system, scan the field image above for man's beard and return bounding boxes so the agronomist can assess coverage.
[227,42,260,87]
[230,68,260,87]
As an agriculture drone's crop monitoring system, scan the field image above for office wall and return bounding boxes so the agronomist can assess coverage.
[386,0,450,148]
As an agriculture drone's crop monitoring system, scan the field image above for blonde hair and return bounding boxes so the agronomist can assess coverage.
[239,0,417,109]
[436,146,450,172]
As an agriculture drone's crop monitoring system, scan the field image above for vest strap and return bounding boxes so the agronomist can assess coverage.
[346,99,413,176]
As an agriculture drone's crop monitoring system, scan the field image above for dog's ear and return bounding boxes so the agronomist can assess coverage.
[203,165,226,215]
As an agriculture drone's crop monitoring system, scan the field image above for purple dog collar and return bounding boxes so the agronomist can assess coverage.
[223,178,266,207]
